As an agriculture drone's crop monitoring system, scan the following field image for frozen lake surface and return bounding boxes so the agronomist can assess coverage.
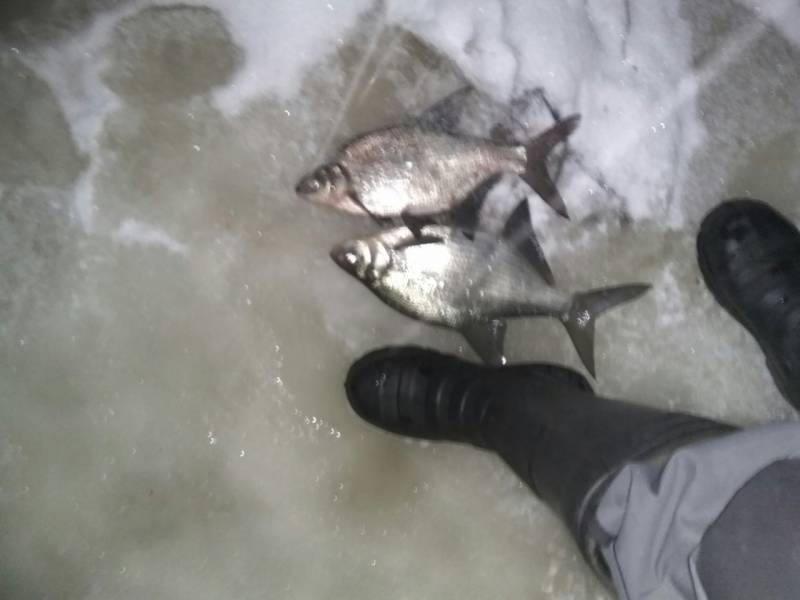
[2,1,800,598]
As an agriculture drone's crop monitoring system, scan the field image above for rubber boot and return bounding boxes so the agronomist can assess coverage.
[345,346,735,576]
[698,198,800,408]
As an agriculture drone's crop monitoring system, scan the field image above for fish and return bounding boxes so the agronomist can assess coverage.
[330,219,650,376]
[297,87,580,224]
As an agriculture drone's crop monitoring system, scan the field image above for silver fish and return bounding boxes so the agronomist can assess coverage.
[330,223,650,375]
[297,88,580,220]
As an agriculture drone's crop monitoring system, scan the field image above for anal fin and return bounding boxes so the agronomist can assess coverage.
[348,192,386,227]
[461,319,507,365]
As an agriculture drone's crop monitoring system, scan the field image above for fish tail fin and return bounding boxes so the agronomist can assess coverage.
[561,283,650,377]
[521,114,580,219]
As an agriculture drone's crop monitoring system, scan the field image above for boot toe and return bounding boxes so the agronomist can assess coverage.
[345,348,399,426]
[345,346,447,437]
[345,346,598,440]
[698,199,800,287]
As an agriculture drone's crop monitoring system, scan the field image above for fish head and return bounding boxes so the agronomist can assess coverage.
[330,238,393,284]
[295,163,364,214]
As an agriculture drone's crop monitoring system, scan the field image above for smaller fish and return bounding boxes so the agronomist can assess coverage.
[297,87,579,223]
[330,223,650,375]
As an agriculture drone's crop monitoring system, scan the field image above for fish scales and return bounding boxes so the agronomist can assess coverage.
[330,224,650,373]
[341,127,525,217]
[383,229,567,327]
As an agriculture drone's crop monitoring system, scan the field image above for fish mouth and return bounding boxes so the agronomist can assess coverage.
[295,170,323,197]
[330,244,361,275]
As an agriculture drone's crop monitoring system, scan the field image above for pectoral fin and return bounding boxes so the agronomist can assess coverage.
[347,192,385,227]
[461,319,507,365]
[417,86,474,132]
[502,201,555,286]
[394,234,446,250]
[401,210,439,239]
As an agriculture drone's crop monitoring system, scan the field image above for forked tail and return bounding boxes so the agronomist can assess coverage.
[521,114,580,219]
[562,283,651,377]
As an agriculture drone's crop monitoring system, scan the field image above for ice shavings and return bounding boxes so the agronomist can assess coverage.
[387,1,518,100]
[20,2,136,230]
[390,0,705,226]
[19,8,125,156]
[112,219,188,255]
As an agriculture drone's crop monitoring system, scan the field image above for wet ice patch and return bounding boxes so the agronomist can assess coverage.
[71,164,99,230]
[735,0,800,47]
[18,7,126,155]
[18,3,137,230]
[102,4,241,103]
[18,1,375,230]
[198,0,374,113]
[112,219,188,255]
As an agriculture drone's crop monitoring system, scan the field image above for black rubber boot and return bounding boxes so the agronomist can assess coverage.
[698,199,800,408]
[345,347,734,575]
[345,346,593,448]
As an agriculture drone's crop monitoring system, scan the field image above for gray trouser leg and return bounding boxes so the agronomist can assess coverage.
[590,422,800,600]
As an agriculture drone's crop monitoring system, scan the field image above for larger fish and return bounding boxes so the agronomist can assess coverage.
[297,88,580,220]
[330,222,649,376]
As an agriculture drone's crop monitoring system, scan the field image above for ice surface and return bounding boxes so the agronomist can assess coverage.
[2,1,800,598]
[735,0,800,47]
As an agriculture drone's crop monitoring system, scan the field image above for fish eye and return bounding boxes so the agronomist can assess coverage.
[344,251,359,266]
